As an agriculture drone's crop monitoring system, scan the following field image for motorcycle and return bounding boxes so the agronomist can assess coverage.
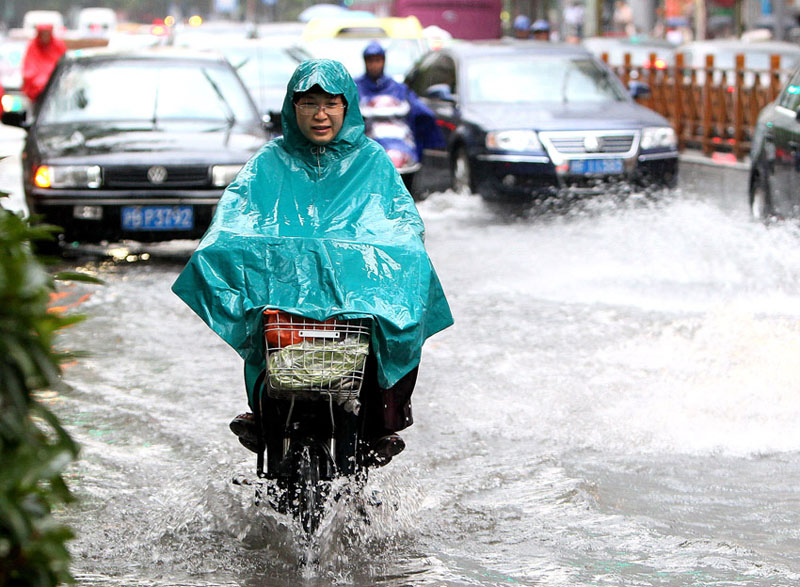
[361,95,422,197]
[239,310,375,536]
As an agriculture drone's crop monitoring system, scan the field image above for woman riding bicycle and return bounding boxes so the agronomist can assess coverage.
[173,59,453,466]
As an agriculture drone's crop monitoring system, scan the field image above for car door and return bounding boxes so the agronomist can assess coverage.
[770,68,800,215]
[406,52,457,193]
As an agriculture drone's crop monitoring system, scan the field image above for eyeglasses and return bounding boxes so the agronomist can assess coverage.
[294,102,346,114]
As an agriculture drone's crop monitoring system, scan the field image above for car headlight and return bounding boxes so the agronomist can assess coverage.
[211,164,243,187]
[486,130,542,152]
[640,126,677,150]
[34,165,101,188]
[1,93,25,113]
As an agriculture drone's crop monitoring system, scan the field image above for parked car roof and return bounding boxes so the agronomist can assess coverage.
[677,39,800,84]
[582,36,677,68]
[677,39,800,66]
[435,39,595,58]
[63,45,232,63]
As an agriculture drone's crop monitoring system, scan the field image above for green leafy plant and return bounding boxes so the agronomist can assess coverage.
[0,189,100,585]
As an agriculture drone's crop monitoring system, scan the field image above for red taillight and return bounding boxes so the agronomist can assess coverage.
[643,59,667,70]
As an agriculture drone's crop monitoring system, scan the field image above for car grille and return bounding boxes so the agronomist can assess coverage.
[103,165,210,188]
[539,131,638,156]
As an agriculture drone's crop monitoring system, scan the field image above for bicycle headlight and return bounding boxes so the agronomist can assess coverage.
[486,130,542,152]
[640,126,677,150]
[34,165,101,189]
[211,164,243,187]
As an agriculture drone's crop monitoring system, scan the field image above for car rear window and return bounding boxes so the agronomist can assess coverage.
[466,56,627,104]
[38,59,258,125]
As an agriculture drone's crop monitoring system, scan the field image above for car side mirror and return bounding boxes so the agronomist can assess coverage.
[1,110,28,129]
[628,80,651,99]
[263,111,281,134]
[426,83,456,102]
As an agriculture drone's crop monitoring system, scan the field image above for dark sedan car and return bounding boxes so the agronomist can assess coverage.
[1,47,267,248]
[404,41,679,200]
[749,64,800,220]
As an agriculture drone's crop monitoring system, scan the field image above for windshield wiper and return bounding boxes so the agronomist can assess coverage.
[151,71,160,126]
[561,67,572,104]
[202,68,236,126]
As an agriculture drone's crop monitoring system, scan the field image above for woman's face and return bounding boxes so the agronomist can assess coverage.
[294,90,346,145]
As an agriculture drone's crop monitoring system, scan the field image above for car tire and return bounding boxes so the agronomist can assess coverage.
[749,169,774,222]
[451,146,473,195]
[31,236,63,258]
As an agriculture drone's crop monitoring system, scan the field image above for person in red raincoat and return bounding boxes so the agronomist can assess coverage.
[22,24,67,102]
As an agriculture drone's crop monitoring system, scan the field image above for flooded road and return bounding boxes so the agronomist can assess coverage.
[28,186,800,585]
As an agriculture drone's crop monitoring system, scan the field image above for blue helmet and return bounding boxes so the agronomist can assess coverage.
[531,19,550,33]
[363,40,386,58]
[513,15,531,31]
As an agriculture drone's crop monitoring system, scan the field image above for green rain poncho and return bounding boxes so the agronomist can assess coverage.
[172,59,453,401]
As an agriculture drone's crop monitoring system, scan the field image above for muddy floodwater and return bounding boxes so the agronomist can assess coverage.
[38,188,800,586]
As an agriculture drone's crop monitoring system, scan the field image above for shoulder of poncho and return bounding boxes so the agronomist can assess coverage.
[359,136,392,158]
[349,138,402,178]
[244,138,291,169]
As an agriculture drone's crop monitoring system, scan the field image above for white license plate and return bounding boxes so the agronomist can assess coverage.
[121,206,193,231]
[569,159,624,175]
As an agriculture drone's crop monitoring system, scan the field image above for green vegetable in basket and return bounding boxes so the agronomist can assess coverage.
[268,337,369,391]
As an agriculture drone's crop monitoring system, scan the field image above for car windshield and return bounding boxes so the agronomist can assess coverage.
[466,56,627,104]
[222,45,306,86]
[38,59,258,124]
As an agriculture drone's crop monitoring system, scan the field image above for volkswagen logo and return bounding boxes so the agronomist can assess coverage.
[147,166,168,184]
[583,135,601,153]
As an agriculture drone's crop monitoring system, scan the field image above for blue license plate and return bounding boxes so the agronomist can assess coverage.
[121,206,193,231]
[569,159,624,175]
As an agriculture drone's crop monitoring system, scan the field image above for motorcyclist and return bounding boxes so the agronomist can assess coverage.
[354,41,444,161]
[512,15,532,38]
[531,19,552,41]
[172,59,453,467]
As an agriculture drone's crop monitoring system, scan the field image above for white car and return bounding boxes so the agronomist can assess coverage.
[77,7,118,37]
[21,10,65,34]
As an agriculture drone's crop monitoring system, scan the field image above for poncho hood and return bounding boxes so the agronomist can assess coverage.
[173,59,453,397]
[281,59,367,162]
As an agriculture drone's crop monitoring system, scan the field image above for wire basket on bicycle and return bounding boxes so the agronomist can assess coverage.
[262,309,371,403]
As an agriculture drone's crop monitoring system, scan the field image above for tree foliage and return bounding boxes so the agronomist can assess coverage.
[0,202,96,585]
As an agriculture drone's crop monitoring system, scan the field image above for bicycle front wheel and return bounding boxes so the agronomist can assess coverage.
[291,444,325,535]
